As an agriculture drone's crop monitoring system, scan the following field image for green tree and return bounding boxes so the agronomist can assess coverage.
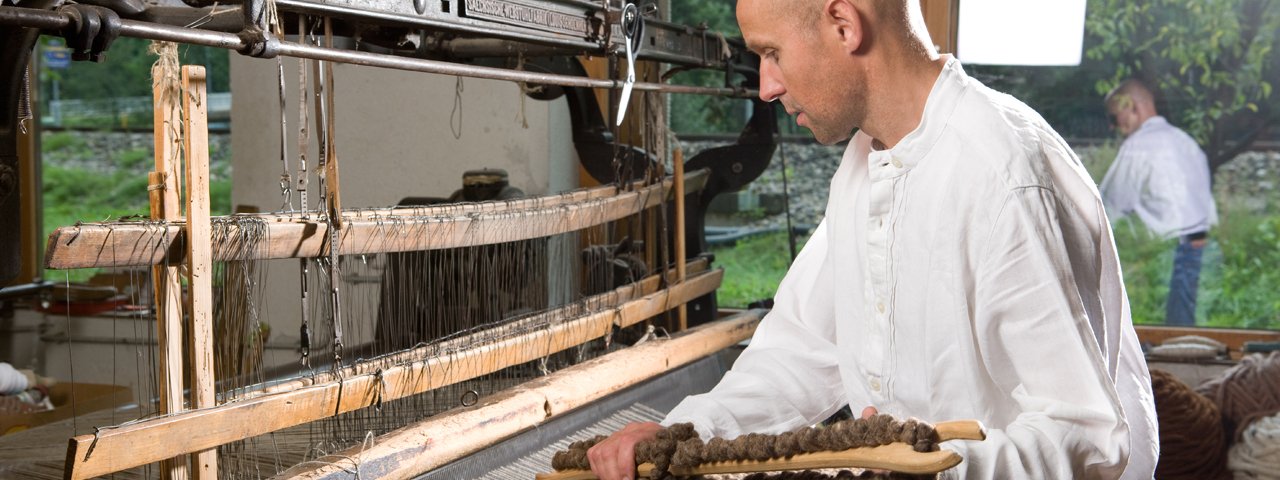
[1086,0,1280,174]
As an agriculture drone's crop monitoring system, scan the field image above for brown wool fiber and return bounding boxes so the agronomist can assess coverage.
[738,470,935,480]
[550,415,940,478]
[1148,369,1231,480]
[1196,352,1280,441]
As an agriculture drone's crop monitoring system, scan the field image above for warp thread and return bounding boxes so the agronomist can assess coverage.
[1197,352,1280,441]
[1227,412,1280,480]
[551,415,939,479]
[1148,369,1230,480]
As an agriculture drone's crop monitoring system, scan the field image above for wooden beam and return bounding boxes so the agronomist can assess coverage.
[673,146,687,331]
[149,61,189,480]
[1135,325,1280,359]
[62,269,723,479]
[181,65,218,480]
[277,309,765,480]
[44,170,710,269]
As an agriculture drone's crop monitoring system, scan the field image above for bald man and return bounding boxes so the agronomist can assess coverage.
[1100,79,1218,327]
[586,1,1158,478]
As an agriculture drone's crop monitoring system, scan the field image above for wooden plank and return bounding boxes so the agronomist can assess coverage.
[44,170,710,269]
[150,62,190,480]
[62,269,723,479]
[673,146,687,331]
[181,65,217,480]
[278,309,766,480]
[322,17,342,229]
[1135,325,1280,359]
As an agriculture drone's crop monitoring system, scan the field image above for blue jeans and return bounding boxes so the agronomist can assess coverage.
[1165,239,1205,326]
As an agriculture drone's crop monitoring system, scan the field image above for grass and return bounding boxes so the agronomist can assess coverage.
[41,135,232,282]
[712,232,805,307]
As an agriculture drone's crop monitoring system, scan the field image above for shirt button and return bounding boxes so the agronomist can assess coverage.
[876,302,886,313]
[891,157,904,168]
[869,377,882,392]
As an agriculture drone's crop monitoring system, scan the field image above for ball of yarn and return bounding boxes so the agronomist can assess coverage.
[1150,369,1231,479]
[1197,352,1280,440]
[1227,412,1280,479]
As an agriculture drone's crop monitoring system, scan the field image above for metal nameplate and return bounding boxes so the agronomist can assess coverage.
[462,0,592,38]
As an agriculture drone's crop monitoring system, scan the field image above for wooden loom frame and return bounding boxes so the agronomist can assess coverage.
[50,60,725,478]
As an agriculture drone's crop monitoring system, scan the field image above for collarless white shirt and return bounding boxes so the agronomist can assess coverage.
[1100,116,1218,239]
[664,58,1158,479]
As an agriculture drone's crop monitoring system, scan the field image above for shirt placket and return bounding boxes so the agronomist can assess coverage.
[863,150,897,400]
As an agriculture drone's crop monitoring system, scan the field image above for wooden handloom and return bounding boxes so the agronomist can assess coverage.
[0,1,787,479]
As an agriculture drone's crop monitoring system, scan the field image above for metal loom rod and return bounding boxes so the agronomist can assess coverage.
[43,169,709,269]
[62,269,723,480]
[0,6,757,98]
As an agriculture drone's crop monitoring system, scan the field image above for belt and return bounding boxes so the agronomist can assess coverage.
[1182,231,1208,242]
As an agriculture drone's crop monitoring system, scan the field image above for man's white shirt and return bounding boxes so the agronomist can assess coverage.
[1099,116,1218,238]
[663,58,1158,479]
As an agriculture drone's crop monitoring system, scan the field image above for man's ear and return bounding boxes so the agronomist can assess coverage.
[825,0,864,54]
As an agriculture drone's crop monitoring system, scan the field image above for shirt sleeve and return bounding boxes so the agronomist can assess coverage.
[0,362,30,395]
[662,221,847,439]
[1098,142,1146,220]
[942,187,1132,479]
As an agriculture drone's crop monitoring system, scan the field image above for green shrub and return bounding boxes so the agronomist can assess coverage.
[712,231,804,307]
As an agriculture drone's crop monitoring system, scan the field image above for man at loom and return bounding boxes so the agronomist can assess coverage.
[586,0,1158,478]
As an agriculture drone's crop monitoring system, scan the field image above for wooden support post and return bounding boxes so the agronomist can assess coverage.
[181,65,217,480]
[322,17,342,228]
[673,146,687,331]
[149,62,189,480]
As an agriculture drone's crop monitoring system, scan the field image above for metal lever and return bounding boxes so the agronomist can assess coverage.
[615,2,642,126]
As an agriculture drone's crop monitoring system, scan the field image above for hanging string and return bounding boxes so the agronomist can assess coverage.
[513,52,543,129]
[276,59,293,211]
[149,41,184,203]
[17,67,31,135]
[450,76,465,139]
[777,141,798,263]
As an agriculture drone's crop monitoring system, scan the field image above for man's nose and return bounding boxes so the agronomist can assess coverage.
[758,61,785,103]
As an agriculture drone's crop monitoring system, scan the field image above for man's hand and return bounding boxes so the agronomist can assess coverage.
[586,421,663,480]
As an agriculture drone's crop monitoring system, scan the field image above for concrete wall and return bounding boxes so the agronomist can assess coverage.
[229,55,577,371]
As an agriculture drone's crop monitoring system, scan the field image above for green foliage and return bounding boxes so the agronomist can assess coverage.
[41,138,232,280]
[43,132,84,152]
[39,37,230,129]
[1110,219,1177,325]
[668,1,751,135]
[1112,214,1280,330]
[1201,213,1280,329]
[712,231,804,307]
[1085,0,1280,170]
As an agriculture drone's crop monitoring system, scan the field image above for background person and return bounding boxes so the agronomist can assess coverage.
[1099,79,1218,326]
